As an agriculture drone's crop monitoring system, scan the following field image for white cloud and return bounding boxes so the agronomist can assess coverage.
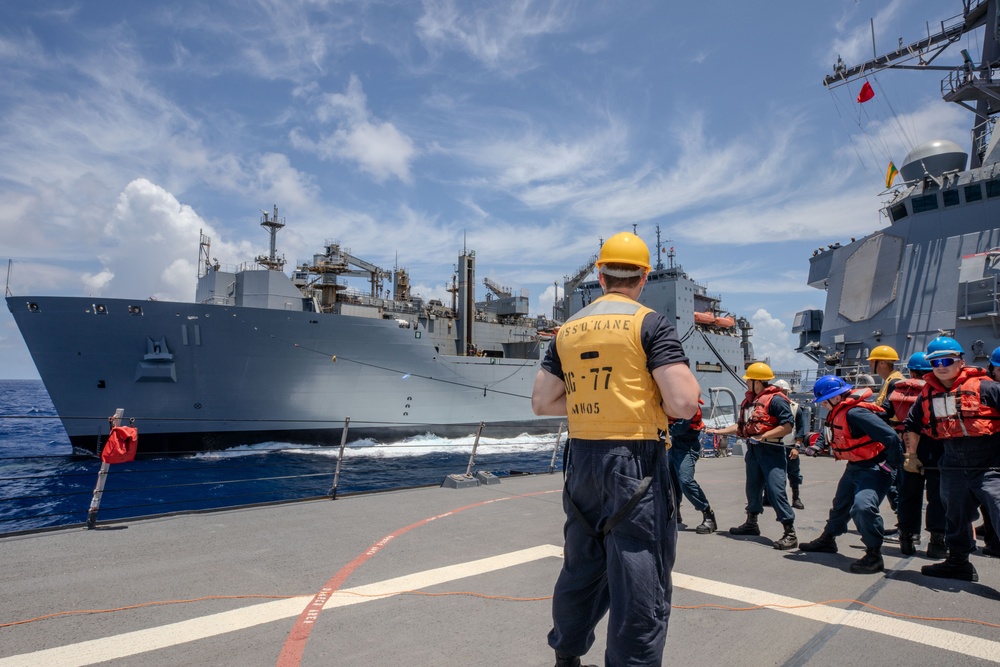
[92,179,256,301]
[749,308,800,371]
[416,0,571,71]
[292,75,417,183]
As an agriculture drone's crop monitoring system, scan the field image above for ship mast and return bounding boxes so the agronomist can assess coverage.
[256,205,286,272]
[823,1,1000,168]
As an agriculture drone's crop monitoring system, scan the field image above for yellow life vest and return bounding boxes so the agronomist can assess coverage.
[875,370,904,407]
[556,293,667,440]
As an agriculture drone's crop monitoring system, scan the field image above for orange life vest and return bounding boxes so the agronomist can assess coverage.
[738,385,783,438]
[887,377,924,432]
[689,406,705,432]
[101,426,138,464]
[919,366,1000,440]
[824,388,887,462]
[669,400,704,437]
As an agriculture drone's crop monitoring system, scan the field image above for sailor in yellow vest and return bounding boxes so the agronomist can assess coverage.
[870,345,904,520]
[869,345,904,409]
[532,231,700,667]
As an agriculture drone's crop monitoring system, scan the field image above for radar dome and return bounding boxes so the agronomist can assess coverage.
[899,139,967,182]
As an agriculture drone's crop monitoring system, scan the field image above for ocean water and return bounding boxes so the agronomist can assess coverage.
[0,380,564,534]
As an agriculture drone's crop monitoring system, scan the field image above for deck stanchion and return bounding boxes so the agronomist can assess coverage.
[442,422,494,488]
[548,422,566,474]
[329,417,351,499]
[464,421,484,477]
[86,408,123,529]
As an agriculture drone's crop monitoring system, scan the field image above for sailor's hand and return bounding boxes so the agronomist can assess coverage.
[789,447,799,460]
[903,452,924,475]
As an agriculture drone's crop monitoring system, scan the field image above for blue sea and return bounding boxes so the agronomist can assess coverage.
[0,380,564,535]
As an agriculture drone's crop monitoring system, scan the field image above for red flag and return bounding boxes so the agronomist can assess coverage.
[101,426,138,463]
[857,81,875,103]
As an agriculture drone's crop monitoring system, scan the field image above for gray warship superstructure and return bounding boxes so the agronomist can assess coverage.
[795,0,1000,380]
[6,207,561,454]
[556,229,754,419]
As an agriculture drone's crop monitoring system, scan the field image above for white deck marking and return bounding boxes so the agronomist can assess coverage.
[673,573,1000,664]
[322,543,564,608]
[0,545,563,667]
[4,549,996,666]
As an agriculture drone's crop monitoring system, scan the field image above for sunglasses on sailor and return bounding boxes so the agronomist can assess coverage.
[930,357,959,368]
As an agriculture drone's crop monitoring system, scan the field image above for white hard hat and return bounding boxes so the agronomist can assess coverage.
[773,379,791,392]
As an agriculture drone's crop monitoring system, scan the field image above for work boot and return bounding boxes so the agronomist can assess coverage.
[791,487,804,510]
[695,508,717,535]
[554,653,597,667]
[899,531,916,556]
[849,548,884,574]
[927,532,948,559]
[799,531,838,553]
[981,544,1000,558]
[921,554,979,582]
[729,512,760,536]
[774,521,798,550]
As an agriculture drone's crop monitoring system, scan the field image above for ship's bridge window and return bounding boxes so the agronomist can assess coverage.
[965,184,983,202]
[911,194,938,213]
[987,179,1000,198]
[943,189,960,207]
[890,203,908,221]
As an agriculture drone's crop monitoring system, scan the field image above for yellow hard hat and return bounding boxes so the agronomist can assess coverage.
[867,345,899,362]
[743,362,774,381]
[596,232,651,271]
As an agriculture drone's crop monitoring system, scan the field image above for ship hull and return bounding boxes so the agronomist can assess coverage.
[7,296,561,454]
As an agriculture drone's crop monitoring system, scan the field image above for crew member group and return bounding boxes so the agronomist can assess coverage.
[533,229,998,667]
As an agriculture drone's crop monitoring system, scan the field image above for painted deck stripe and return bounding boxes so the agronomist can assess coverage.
[673,573,1000,664]
[0,545,563,667]
[277,488,560,666]
[4,556,996,666]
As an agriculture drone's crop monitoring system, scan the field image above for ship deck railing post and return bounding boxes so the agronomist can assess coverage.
[86,408,123,529]
[329,417,351,499]
[442,422,492,488]
[463,421,485,477]
[548,422,566,474]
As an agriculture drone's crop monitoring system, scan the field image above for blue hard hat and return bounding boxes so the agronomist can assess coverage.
[991,346,1000,367]
[813,375,853,403]
[925,336,964,360]
[906,352,932,372]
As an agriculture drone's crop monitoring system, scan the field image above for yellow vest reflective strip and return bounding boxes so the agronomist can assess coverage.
[557,293,667,440]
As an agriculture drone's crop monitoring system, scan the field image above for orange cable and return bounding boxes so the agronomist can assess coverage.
[0,595,300,628]
[4,592,999,631]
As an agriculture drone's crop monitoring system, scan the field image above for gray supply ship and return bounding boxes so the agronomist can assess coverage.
[7,211,753,454]
[7,208,561,455]
[556,228,754,419]
[795,0,1000,382]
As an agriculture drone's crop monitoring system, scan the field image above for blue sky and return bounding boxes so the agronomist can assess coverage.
[0,0,972,378]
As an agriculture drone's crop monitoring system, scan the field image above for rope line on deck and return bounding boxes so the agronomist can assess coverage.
[4,590,999,632]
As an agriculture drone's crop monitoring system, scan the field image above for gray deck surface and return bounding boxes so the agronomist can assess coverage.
[1,455,999,666]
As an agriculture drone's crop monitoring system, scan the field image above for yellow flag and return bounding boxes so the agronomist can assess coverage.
[885,161,899,188]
